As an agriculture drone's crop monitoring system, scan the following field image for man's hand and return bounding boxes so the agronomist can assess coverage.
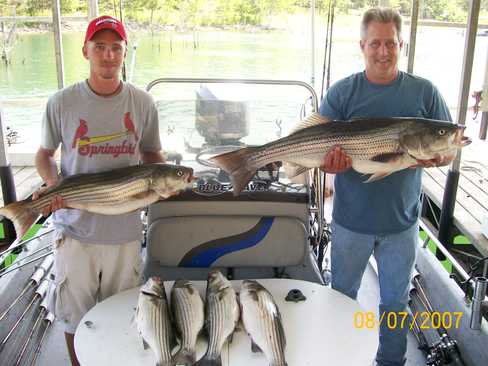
[320,146,352,174]
[32,184,65,217]
[410,153,455,169]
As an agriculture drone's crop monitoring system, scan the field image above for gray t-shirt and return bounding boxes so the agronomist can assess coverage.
[41,81,161,244]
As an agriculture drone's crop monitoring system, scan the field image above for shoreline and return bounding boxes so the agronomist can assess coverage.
[10,20,285,35]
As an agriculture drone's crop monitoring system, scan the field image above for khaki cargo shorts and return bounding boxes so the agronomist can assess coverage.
[52,235,142,334]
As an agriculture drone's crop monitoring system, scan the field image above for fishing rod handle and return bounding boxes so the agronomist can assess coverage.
[30,255,54,284]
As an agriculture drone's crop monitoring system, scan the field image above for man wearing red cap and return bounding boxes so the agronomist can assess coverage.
[35,15,164,365]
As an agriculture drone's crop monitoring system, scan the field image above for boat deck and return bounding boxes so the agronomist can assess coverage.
[0,166,43,207]
[422,139,488,256]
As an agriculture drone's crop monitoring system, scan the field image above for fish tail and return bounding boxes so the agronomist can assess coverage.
[210,147,260,195]
[173,349,196,365]
[0,201,37,240]
[195,355,222,366]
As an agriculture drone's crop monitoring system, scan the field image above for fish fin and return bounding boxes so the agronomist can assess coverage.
[210,147,260,196]
[364,172,393,183]
[289,112,330,133]
[174,349,195,365]
[0,201,37,241]
[370,152,404,163]
[283,162,309,180]
[195,355,222,366]
[276,312,287,350]
[142,337,149,350]
[251,340,262,353]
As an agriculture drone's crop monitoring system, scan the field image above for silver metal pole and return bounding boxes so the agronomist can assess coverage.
[128,43,138,83]
[0,228,54,263]
[30,312,55,366]
[0,104,17,243]
[407,0,419,74]
[0,255,53,322]
[480,44,488,140]
[453,0,480,170]
[52,0,65,89]
[438,0,480,245]
[146,78,319,111]
[310,0,316,87]
[470,277,487,330]
[87,0,99,20]
[419,220,471,282]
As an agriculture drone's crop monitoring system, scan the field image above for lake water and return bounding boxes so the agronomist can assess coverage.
[0,20,487,151]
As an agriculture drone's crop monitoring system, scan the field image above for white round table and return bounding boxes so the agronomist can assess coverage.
[75,278,378,365]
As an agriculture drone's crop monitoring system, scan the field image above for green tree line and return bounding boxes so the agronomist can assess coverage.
[1,0,486,25]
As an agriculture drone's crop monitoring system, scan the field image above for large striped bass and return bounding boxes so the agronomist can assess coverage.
[210,114,471,195]
[0,163,194,241]
[240,280,287,366]
[135,277,174,366]
[171,279,205,365]
[196,269,240,366]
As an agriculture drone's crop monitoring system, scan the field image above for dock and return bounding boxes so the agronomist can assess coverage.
[0,166,42,206]
[422,141,488,256]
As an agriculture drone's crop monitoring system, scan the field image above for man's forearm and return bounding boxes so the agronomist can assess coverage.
[140,151,165,164]
[35,150,59,186]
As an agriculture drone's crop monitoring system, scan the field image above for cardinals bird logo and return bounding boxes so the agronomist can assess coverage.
[124,112,139,141]
[72,119,88,148]
[71,113,140,150]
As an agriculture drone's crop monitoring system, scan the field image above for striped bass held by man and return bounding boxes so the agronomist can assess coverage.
[0,163,195,241]
[210,114,471,195]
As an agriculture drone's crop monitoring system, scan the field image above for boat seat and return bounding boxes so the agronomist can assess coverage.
[144,195,324,284]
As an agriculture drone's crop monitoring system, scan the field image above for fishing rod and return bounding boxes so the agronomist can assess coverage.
[0,278,51,352]
[408,296,431,354]
[0,251,53,280]
[119,0,127,82]
[0,255,53,322]
[320,0,332,101]
[325,2,335,93]
[29,312,55,366]
[14,280,53,366]
[0,243,53,278]
[0,227,54,264]
[411,275,466,366]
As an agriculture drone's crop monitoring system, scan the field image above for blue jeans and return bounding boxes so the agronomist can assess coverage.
[331,220,418,366]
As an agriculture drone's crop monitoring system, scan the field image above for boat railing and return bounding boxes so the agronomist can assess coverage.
[145,77,326,244]
[419,218,488,330]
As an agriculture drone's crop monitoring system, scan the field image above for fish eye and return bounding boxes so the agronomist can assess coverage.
[438,129,446,135]
[176,170,183,177]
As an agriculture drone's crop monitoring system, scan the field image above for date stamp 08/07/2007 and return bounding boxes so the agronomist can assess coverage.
[353,311,464,330]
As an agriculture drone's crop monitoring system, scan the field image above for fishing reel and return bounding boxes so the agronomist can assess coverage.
[426,334,465,366]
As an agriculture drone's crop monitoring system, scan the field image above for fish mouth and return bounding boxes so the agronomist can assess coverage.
[454,128,472,147]
[183,169,198,184]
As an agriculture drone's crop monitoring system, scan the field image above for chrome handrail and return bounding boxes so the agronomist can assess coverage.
[146,77,325,241]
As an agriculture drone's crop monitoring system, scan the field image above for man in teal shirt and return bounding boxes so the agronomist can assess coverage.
[319,8,453,366]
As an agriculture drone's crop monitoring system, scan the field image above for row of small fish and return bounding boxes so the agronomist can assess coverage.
[135,270,287,366]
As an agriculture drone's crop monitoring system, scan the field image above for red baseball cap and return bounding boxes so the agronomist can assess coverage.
[84,15,127,44]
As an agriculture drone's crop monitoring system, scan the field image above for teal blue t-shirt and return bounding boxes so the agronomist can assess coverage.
[319,71,452,234]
